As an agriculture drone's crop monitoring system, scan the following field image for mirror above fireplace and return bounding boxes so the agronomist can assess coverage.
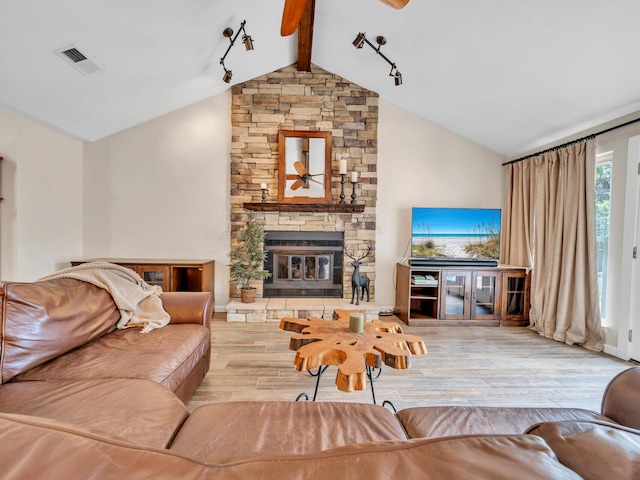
[278,130,332,204]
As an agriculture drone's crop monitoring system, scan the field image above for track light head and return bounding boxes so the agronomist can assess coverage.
[223,28,234,38]
[243,34,254,51]
[388,64,402,86]
[223,68,233,83]
[353,33,366,49]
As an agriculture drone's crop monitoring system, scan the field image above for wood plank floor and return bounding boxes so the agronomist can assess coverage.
[187,313,635,413]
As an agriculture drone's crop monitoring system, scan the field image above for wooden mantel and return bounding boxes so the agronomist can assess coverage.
[243,202,365,213]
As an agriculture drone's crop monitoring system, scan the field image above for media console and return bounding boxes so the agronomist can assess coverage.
[70,258,215,302]
[395,262,529,327]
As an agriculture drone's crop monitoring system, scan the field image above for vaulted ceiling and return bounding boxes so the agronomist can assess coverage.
[2,1,640,157]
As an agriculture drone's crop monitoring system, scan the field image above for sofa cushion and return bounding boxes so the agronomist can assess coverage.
[0,278,119,383]
[170,401,408,462]
[0,412,582,479]
[0,378,188,448]
[15,324,210,394]
[527,420,640,480]
[397,406,610,438]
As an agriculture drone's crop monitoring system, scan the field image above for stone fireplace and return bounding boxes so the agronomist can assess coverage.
[229,64,379,301]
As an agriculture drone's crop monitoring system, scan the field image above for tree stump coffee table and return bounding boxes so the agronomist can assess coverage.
[279,309,427,409]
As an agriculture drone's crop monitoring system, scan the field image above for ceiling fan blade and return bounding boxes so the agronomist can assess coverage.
[379,0,410,9]
[281,0,307,36]
[309,177,323,186]
[291,178,304,190]
[293,160,308,176]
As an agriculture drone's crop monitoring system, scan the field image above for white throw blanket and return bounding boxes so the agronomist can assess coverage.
[38,262,170,333]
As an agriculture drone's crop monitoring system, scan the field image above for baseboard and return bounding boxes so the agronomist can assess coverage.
[602,343,618,358]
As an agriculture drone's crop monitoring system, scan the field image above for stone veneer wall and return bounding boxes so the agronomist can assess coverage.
[230,64,378,300]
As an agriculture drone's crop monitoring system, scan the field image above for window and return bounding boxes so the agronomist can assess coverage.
[595,152,612,318]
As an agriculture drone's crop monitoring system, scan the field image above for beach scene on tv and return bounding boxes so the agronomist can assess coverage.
[411,208,501,259]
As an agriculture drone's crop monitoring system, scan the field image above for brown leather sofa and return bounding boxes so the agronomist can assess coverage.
[1,369,638,478]
[0,277,214,447]
[0,280,638,478]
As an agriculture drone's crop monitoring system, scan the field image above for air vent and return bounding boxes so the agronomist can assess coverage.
[54,45,103,76]
[61,47,87,63]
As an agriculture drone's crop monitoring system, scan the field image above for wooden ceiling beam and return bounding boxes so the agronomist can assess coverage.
[297,0,315,72]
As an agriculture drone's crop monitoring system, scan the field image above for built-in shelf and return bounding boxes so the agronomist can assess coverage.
[243,202,365,213]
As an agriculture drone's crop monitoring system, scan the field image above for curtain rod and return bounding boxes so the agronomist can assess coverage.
[502,116,640,166]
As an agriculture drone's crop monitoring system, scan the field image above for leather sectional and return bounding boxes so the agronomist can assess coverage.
[1,277,638,478]
[0,277,213,448]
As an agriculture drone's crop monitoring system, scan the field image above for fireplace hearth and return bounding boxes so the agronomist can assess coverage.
[263,231,343,298]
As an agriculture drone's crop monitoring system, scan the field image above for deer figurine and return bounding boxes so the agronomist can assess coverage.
[345,244,372,306]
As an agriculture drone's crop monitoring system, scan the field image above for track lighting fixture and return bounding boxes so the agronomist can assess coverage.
[352,32,403,86]
[220,20,254,83]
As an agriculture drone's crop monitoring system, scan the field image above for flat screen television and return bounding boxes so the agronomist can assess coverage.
[411,207,501,260]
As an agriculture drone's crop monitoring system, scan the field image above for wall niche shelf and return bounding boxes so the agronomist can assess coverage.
[243,202,365,213]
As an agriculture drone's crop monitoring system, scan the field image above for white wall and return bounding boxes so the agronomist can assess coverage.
[376,100,506,308]
[83,92,231,309]
[0,114,18,278]
[0,114,83,280]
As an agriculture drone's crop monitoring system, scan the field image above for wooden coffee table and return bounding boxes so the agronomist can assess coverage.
[279,309,427,408]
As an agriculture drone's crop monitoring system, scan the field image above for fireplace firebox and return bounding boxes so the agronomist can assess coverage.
[263,231,343,297]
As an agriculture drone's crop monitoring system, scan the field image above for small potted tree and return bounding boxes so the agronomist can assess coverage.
[228,214,271,303]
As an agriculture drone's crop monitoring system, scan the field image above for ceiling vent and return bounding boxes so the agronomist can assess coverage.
[54,45,103,76]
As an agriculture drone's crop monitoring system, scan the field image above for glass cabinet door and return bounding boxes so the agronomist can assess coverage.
[136,265,170,292]
[441,272,470,319]
[505,276,526,316]
[501,271,530,323]
[471,271,499,319]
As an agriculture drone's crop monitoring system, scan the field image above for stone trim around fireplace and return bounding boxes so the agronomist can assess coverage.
[227,297,382,323]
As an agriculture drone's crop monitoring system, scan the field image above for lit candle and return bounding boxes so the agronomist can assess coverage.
[260,183,267,190]
[339,159,347,175]
[351,171,358,183]
[349,313,364,333]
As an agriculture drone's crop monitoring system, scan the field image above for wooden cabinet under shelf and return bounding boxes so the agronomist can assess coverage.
[395,262,529,327]
[500,269,531,326]
[70,259,215,301]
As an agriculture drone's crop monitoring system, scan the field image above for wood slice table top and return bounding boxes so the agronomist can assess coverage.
[279,309,427,393]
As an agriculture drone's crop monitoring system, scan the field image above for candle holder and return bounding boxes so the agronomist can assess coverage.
[339,174,346,204]
[350,181,358,204]
[261,188,268,203]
